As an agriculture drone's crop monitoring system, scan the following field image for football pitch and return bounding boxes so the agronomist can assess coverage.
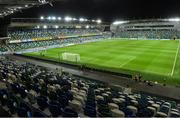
[24,39,180,86]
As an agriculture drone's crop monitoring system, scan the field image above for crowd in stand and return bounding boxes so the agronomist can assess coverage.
[9,36,105,51]
[115,30,180,39]
[8,28,101,41]
[0,58,180,117]
[2,28,110,52]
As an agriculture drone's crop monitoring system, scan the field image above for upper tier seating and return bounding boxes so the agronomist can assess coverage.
[8,28,101,41]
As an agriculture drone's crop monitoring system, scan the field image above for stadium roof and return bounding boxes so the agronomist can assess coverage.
[0,0,55,18]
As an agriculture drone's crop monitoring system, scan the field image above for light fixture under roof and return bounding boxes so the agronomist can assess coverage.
[96,19,102,24]
[168,18,180,22]
[64,16,72,22]
[40,16,44,20]
[113,21,127,25]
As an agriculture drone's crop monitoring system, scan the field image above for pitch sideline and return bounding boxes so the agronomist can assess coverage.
[170,40,180,76]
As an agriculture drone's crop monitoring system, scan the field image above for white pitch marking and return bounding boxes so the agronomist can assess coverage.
[170,40,180,76]
[119,56,136,67]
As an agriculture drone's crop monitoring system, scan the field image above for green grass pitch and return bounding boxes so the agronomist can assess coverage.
[24,39,180,86]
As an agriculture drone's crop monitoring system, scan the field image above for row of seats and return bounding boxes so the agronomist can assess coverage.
[0,58,180,117]
[8,28,101,41]
[114,30,179,39]
[8,36,105,51]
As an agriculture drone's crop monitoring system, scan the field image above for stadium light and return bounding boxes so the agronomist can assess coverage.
[79,18,85,22]
[43,25,47,29]
[58,17,62,20]
[37,25,40,29]
[52,16,56,20]
[65,16,72,22]
[47,16,52,20]
[40,16,44,20]
[168,18,180,22]
[113,21,127,25]
[96,19,102,24]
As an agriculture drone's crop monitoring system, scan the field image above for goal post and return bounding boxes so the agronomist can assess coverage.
[60,52,80,63]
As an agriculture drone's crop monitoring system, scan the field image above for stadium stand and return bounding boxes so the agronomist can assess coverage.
[0,57,180,117]
[114,30,179,39]
[111,19,180,39]
[0,46,8,53]
[5,28,109,52]
[8,28,102,41]
[8,36,105,51]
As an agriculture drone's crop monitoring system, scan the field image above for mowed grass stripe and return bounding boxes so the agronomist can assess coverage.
[24,39,180,86]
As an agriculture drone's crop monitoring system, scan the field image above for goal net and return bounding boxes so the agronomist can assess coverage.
[61,52,80,62]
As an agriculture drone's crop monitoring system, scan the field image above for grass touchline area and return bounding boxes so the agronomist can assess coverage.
[23,39,180,86]
[171,40,180,76]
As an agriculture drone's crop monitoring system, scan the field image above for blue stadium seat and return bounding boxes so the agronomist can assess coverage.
[48,100,62,117]
[0,89,8,106]
[37,96,48,110]
[62,107,78,117]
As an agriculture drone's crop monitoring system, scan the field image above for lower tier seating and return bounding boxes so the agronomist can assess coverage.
[0,58,179,117]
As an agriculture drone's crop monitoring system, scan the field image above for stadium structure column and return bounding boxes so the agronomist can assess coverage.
[0,16,11,38]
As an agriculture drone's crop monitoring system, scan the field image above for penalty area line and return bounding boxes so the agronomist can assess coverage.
[170,40,180,76]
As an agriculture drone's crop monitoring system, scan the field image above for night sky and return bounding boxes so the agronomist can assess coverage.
[12,0,180,22]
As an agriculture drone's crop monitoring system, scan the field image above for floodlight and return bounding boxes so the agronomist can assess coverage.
[79,18,85,22]
[58,17,61,20]
[65,16,72,22]
[43,25,47,29]
[52,16,56,20]
[112,21,127,25]
[96,19,102,24]
[40,16,44,20]
[37,25,40,29]
[168,18,180,22]
[47,16,52,20]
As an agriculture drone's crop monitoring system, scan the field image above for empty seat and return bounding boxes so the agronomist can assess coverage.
[156,111,168,117]
[127,105,138,116]
[37,96,48,110]
[0,89,8,106]
[84,105,96,117]
[62,107,78,117]
[111,109,125,117]
[17,102,32,117]
[170,111,180,117]
[48,101,62,117]
[108,103,119,110]
[69,100,82,112]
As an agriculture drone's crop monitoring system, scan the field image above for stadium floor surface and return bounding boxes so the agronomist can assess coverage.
[24,39,180,86]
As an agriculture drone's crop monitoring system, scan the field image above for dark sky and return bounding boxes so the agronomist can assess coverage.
[12,0,180,22]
